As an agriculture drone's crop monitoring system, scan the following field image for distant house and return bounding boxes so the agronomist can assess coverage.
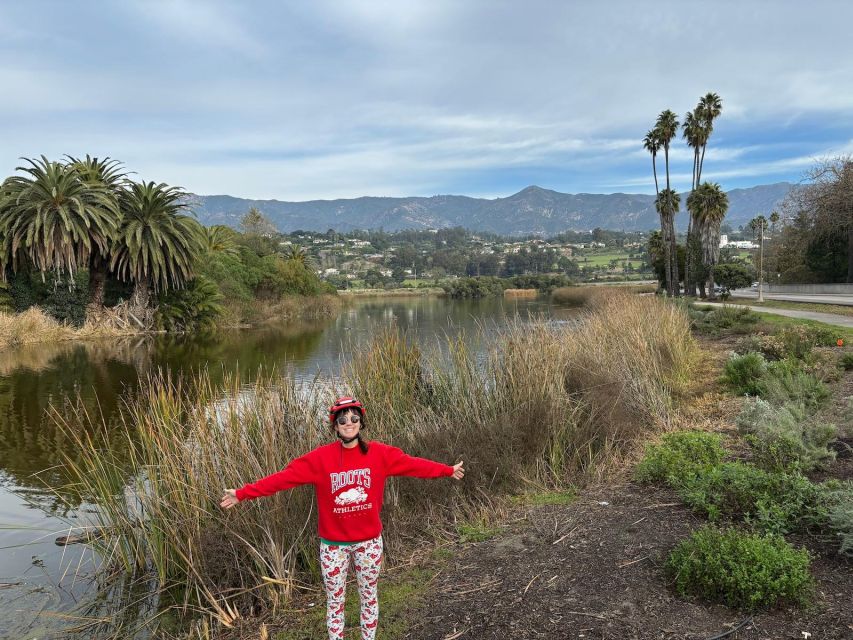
[324,268,339,275]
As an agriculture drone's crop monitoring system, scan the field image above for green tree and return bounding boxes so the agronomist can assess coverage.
[202,225,239,258]
[0,156,118,287]
[111,181,201,325]
[682,93,723,296]
[714,262,754,292]
[655,186,681,294]
[654,109,681,295]
[688,182,729,298]
[65,155,128,311]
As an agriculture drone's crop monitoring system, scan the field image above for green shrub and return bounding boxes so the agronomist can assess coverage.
[156,276,223,332]
[762,360,829,409]
[509,274,573,293]
[690,304,759,335]
[635,431,726,485]
[442,277,506,299]
[733,334,786,361]
[800,350,843,383]
[722,352,768,395]
[666,526,813,610]
[826,483,853,556]
[841,352,853,371]
[677,462,830,535]
[777,325,838,359]
[736,398,836,472]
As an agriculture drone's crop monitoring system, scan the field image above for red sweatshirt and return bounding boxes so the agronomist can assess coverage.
[235,441,453,542]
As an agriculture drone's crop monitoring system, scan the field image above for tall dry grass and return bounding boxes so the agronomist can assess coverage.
[551,284,656,306]
[0,307,75,348]
[53,291,696,627]
[0,307,140,351]
[225,294,345,327]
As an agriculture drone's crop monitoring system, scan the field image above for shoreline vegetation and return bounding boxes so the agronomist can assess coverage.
[54,291,696,635]
[0,156,342,348]
[0,294,344,351]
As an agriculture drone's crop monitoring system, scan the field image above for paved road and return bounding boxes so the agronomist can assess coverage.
[698,302,853,329]
[730,289,853,306]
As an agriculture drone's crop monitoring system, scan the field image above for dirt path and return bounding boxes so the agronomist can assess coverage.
[403,481,853,640]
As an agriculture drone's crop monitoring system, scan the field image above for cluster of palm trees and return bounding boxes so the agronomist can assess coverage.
[0,155,208,326]
[644,93,729,298]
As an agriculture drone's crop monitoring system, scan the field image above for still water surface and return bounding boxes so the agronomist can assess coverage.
[0,295,570,638]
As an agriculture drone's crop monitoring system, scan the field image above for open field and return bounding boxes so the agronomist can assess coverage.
[575,251,646,269]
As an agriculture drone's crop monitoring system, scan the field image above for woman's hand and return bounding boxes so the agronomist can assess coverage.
[220,489,240,509]
[451,461,465,480]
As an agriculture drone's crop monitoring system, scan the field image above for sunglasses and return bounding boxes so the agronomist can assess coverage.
[336,414,361,426]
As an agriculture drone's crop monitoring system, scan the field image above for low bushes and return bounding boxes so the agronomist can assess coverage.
[666,526,813,610]
[839,352,853,371]
[736,399,836,472]
[722,352,768,395]
[677,462,830,535]
[635,431,725,484]
[441,276,505,299]
[689,304,759,335]
[722,353,830,409]
[828,484,853,556]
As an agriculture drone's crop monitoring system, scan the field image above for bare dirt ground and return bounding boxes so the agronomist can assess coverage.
[403,359,853,640]
[403,483,852,640]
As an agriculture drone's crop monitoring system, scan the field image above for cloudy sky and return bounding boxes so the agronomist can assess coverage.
[1,0,852,201]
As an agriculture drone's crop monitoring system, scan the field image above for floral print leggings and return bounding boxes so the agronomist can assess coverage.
[319,535,383,640]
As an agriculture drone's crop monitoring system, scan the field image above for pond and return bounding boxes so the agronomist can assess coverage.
[0,295,572,639]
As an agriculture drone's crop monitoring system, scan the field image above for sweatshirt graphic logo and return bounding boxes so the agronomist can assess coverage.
[335,486,368,506]
[330,468,371,495]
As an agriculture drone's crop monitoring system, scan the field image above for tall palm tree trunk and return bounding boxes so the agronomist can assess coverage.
[664,151,679,296]
[129,280,153,328]
[87,256,108,316]
[661,212,673,295]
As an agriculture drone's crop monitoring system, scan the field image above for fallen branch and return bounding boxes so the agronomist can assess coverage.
[523,572,541,594]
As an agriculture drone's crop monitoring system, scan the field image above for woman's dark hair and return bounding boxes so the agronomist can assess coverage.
[333,408,369,454]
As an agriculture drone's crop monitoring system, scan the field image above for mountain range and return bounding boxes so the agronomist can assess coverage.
[187,182,794,235]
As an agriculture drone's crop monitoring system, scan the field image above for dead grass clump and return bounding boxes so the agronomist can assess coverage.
[234,294,345,326]
[551,286,595,306]
[0,307,74,349]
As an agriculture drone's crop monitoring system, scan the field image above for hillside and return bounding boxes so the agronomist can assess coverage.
[188,183,793,235]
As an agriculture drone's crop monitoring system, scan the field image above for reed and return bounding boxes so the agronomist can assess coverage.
[53,292,697,628]
[0,307,75,348]
[551,284,656,306]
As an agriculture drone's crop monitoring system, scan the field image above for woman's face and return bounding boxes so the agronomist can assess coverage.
[335,409,362,441]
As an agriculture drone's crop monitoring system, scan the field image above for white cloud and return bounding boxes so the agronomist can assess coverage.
[1,1,853,198]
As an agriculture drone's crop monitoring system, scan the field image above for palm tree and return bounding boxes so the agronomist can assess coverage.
[643,130,661,197]
[0,156,117,283]
[655,188,681,295]
[65,155,127,311]
[655,110,680,294]
[682,109,703,296]
[111,181,201,325]
[202,225,239,257]
[691,182,729,299]
[696,93,723,183]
